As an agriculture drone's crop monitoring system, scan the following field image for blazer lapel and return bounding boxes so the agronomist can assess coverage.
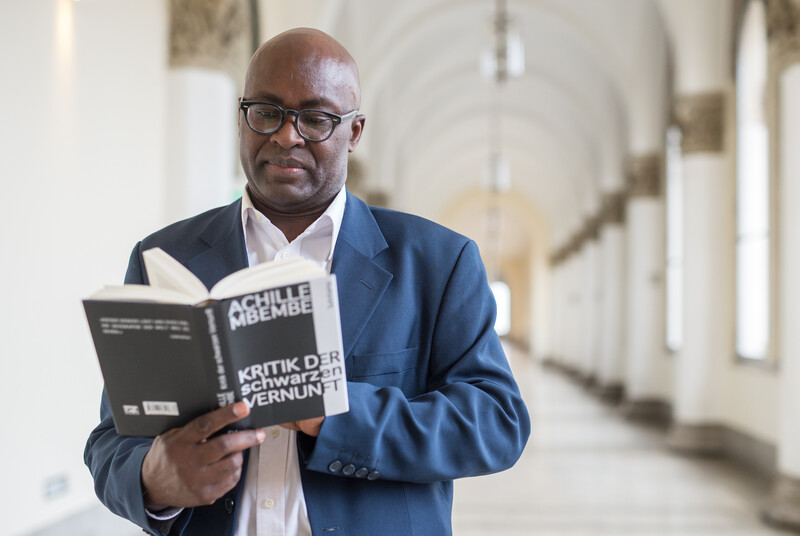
[186,199,249,289]
[332,192,393,359]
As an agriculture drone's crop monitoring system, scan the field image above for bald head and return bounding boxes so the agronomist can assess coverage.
[237,27,366,228]
[245,28,361,110]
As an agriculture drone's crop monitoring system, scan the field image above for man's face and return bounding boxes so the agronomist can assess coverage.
[239,48,364,215]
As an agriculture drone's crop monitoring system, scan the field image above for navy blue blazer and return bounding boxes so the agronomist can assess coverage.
[85,192,530,535]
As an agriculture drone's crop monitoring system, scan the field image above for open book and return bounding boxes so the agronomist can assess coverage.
[83,248,348,436]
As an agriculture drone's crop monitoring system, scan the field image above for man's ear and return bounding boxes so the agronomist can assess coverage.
[348,115,366,152]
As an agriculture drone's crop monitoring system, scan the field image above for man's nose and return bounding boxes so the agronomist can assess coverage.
[271,116,305,148]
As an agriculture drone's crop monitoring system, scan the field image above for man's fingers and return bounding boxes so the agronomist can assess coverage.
[279,416,324,437]
[184,402,251,442]
[196,428,266,465]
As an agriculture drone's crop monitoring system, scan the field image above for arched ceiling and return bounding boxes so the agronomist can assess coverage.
[259,0,670,246]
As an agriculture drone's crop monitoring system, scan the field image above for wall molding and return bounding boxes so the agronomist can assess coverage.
[767,0,800,70]
[673,92,726,154]
[764,473,800,531]
[627,154,663,198]
[601,191,627,225]
[169,0,252,80]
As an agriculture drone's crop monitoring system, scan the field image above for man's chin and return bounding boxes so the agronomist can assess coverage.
[248,183,321,213]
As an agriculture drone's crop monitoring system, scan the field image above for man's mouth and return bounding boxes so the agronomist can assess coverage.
[267,157,306,170]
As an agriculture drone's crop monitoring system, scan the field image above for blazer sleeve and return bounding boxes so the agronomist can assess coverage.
[83,242,192,536]
[300,239,531,483]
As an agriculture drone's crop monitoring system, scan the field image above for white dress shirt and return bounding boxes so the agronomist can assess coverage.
[236,185,347,536]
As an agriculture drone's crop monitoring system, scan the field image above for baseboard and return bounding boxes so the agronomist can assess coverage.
[721,426,777,483]
[763,474,800,532]
[667,422,724,454]
[592,382,624,403]
[620,398,671,428]
[544,363,783,493]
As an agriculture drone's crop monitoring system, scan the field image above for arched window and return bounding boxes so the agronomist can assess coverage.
[665,125,683,352]
[735,0,771,360]
[490,280,512,337]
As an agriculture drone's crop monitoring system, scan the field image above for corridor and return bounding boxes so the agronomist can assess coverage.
[6,1,800,533]
[452,345,789,536]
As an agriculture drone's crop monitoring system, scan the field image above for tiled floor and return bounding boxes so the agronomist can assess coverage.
[452,346,792,535]
[33,346,794,535]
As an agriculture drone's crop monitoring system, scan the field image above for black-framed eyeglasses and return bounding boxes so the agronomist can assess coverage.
[239,100,359,142]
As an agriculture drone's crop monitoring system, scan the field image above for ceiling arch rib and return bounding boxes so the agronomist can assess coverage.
[357,0,665,140]
[383,61,605,163]
[399,104,592,208]
[409,144,581,236]
[373,61,610,234]
[399,113,587,231]
[353,1,630,219]
[358,0,632,121]
[312,0,671,248]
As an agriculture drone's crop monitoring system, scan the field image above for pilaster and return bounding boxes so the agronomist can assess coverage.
[669,89,731,456]
[164,0,253,222]
[596,190,627,399]
[764,4,800,526]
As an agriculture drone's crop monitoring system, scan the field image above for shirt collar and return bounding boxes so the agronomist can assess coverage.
[240,185,347,265]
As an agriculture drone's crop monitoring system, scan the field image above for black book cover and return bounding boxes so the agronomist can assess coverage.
[84,276,347,436]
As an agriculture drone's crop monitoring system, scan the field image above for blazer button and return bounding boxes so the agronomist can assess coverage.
[367,471,380,481]
[355,467,368,478]
[342,464,356,476]
[328,460,343,473]
[224,497,235,514]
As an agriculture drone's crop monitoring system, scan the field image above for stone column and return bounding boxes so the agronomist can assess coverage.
[549,247,567,366]
[622,154,667,419]
[166,0,253,222]
[576,235,594,379]
[562,242,582,373]
[583,217,603,385]
[667,91,732,453]
[764,0,800,528]
[596,192,626,401]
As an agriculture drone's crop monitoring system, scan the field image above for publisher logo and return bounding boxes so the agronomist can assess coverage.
[143,401,179,416]
[123,405,140,416]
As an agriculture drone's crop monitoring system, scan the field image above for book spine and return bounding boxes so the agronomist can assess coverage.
[310,275,348,416]
[202,304,237,410]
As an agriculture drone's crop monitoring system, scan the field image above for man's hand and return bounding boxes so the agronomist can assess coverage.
[280,416,324,437]
[141,402,265,508]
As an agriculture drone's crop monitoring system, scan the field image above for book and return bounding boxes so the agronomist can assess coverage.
[83,247,348,437]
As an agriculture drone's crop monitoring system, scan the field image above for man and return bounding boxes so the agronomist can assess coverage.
[85,27,530,536]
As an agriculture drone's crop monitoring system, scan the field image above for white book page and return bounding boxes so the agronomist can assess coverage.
[87,284,198,305]
[209,257,325,300]
[142,247,209,301]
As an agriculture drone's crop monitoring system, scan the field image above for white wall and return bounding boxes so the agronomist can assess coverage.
[0,1,169,534]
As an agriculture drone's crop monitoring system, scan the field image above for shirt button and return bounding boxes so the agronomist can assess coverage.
[262,498,275,509]
[342,464,356,476]
[280,251,290,259]
[328,460,343,473]
[270,427,281,438]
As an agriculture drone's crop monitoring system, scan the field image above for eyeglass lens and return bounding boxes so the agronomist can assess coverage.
[246,104,335,141]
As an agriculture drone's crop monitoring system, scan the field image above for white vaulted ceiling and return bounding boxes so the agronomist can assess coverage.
[260,0,671,247]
